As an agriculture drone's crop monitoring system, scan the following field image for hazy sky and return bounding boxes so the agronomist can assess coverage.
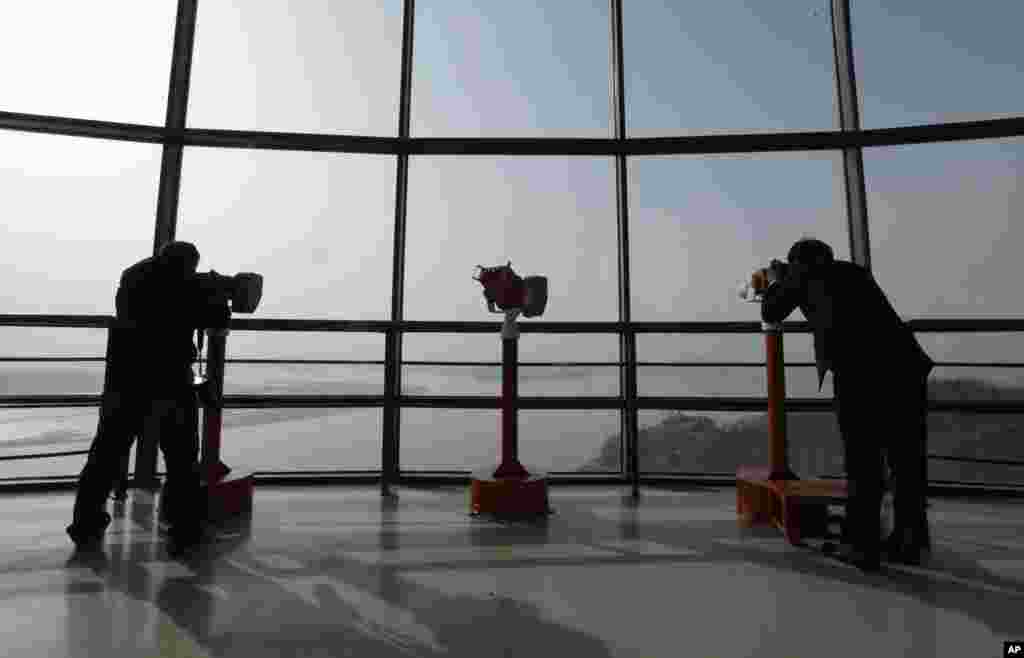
[1,0,1022,366]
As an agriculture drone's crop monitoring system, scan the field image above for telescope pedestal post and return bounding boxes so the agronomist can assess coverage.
[199,328,253,524]
[765,324,797,482]
[469,310,550,518]
[736,321,847,545]
[493,312,529,479]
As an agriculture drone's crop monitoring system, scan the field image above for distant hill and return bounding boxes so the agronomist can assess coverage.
[578,378,1024,486]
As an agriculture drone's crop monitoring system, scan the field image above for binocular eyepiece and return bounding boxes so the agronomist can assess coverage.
[195,270,264,313]
[473,262,548,318]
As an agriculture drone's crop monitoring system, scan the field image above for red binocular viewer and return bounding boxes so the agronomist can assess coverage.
[473,262,548,318]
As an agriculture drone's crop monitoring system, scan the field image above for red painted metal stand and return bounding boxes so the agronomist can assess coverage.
[199,328,254,523]
[736,322,847,545]
[470,311,550,517]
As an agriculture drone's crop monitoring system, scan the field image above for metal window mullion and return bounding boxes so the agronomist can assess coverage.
[384,0,416,492]
[831,0,871,271]
[153,0,198,252]
[132,0,199,489]
[610,0,638,494]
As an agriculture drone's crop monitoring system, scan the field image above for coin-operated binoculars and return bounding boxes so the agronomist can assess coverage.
[194,270,264,523]
[737,263,794,482]
[469,262,551,517]
[735,263,847,547]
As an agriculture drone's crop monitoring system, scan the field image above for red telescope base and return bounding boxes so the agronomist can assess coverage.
[202,470,254,524]
[736,465,848,545]
[156,469,254,530]
[470,468,551,518]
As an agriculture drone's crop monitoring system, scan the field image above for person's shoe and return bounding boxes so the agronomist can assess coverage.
[883,535,926,566]
[165,523,211,559]
[67,511,111,550]
[829,543,881,573]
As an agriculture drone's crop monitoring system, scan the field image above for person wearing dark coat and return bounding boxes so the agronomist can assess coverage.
[68,241,230,554]
[760,238,934,571]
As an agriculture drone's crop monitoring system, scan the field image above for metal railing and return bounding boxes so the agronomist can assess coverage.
[2,314,1024,489]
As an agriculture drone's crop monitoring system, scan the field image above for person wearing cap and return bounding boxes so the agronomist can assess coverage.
[68,241,230,555]
[760,238,934,572]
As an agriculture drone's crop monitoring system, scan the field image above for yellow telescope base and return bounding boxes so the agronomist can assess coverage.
[470,471,551,518]
[736,466,847,546]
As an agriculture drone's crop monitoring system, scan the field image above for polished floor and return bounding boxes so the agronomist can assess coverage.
[0,484,1022,657]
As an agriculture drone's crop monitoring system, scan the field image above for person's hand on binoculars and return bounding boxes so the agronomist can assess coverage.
[767,259,789,284]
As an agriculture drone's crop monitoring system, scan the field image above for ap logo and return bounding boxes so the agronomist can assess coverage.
[1006,641,1023,656]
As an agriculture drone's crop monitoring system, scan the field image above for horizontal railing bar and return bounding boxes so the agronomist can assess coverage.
[0,315,113,328]
[2,356,1023,370]
[229,318,390,332]
[6,315,1024,334]
[225,359,384,366]
[2,393,1023,414]
[929,455,1024,467]
[404,361,619,367]
[396,396,622,410]
[0,357,107,362]
[222,395,382,408]
[0,395,103,407]
[2,394,1024,413]
[2,111,1021,155]
[0,449,89,461]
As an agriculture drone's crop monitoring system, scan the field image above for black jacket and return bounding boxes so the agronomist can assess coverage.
[761,260,933,391]
[106,256,230,393]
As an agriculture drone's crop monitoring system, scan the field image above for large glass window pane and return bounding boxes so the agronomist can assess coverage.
[406,157,617,321]
[629,152,848,322]
[401,409,500,471]
[624,2,837,136]
[520,410,620,473]
[928,412,1024,487]
[638,334,835,400]
[519,334,619,397]
[403,334,618,397]
[0,327,108,364]
[0,408,92,479]
[852,2,1024,128]
[866,139,1024,319]
[918,333,1024,395]
[223,332,384,397]
[0,2,176,124]
[177,149,395,320]
[400,408,619,473]
[189,0,402,134]
[403,334,498,397]
[412,1,611,137]
[0,132,161,315]
[634,410,843,477]
[219,409,382,472]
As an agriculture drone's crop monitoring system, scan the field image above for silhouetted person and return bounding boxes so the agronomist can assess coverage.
[761,238,933,572]
[68,241,229,554]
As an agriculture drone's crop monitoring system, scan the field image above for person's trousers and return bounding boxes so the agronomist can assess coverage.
[71,386,203,540]
[884,375,931,549]
[834,371,930,555]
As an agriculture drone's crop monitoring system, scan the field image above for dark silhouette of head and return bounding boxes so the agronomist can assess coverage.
[157,241,200,278]
[787,238,834,268]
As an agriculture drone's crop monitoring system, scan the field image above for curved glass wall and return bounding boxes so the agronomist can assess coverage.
[0,1,1021,487]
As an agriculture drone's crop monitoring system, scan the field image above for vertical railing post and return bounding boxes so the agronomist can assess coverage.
[382,327,400,493]
[384,0,415,495]
[609,0,639,496]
